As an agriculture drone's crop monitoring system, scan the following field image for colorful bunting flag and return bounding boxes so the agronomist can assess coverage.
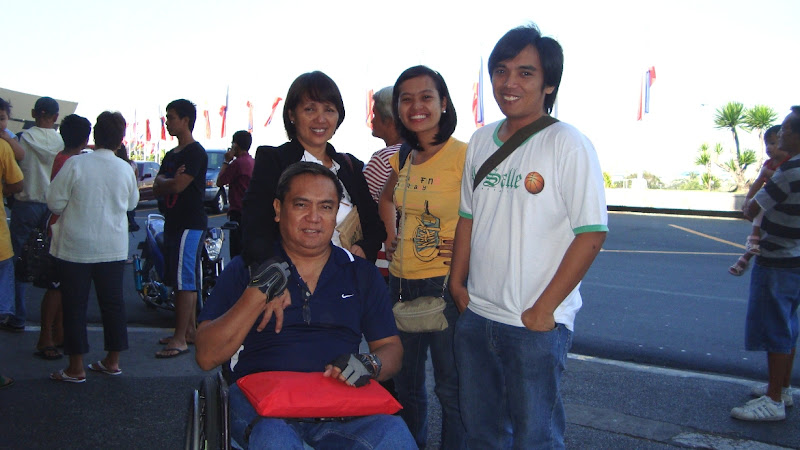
[637,66,656,121]
[264,97,282,127]
[472,58,485,128]
[220,86,229,138]
[145,119,151,142]
[247,101,254,134]
[366,89,374,129]
[204,110,211,139]
[160,116,166,140]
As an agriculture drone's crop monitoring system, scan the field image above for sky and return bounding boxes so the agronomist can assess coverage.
[4,0,800,182]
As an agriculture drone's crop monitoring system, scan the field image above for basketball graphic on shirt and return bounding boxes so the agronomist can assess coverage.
[525,172,545,194]
[413,200,440,262]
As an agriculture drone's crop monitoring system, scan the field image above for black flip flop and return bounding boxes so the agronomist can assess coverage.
[34,346,63,360]
[155,347,190,359]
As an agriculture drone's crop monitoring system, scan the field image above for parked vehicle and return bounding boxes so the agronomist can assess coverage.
[133,213,232,312]
[135,161,160,201]
[205,149,228,214]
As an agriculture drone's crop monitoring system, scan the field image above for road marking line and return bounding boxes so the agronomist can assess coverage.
[672,432,792,450]
[669,224,746,249]
[569,353,755,386]
[582,281,744,302]
[600,249,739,255]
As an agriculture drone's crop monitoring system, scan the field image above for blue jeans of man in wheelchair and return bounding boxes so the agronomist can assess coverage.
[228,384,415,449]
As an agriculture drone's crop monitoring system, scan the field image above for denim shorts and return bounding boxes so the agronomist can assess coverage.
[746,263,800,353]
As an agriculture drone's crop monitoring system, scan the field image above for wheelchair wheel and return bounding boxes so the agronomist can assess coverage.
[185,389,200,450]
[185,372,230,450]
[201,376,221,450]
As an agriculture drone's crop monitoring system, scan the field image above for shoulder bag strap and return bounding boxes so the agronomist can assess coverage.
[397,152,451,300]
[472,115,559,191]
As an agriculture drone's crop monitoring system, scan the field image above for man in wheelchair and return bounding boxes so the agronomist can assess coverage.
[195,162,415,449]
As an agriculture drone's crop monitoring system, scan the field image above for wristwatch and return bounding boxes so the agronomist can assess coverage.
[358,353,382,379]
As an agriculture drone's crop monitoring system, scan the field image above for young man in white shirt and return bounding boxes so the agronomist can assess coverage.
[450,24,608,448]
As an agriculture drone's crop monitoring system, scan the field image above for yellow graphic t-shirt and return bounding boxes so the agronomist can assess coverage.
[388,137,467,279]
[0,140,24,261]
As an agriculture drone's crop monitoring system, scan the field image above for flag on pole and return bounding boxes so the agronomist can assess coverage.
[637,66,656,121]
[146,119,151,142]
[160,116,166,140]
[366,89,375,129]
[472,57,485,128]
[204,110,211,139]
[264,97,283,127]
[220,86,229,138]
[247,101,254,134]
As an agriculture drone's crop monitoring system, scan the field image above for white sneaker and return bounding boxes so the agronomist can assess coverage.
[750,384,793,407]
[731,395,786,421]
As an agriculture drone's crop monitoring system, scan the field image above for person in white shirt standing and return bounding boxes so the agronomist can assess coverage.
[2,97,63,333]
[47,111,139,383]
[449,24,608,448]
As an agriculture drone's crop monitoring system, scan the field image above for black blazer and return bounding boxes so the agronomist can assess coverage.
[241,140,386,265]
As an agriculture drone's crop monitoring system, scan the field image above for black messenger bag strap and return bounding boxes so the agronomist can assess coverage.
[472,115,559,191]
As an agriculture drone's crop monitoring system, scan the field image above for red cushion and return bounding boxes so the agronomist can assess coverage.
[236,371,402,418]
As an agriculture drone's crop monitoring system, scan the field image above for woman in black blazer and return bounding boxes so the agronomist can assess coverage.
[241,71,386,266]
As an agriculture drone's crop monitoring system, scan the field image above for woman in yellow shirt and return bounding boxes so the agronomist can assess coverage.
[379,65,467,449]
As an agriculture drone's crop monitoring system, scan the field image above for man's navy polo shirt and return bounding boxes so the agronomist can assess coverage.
[198,244,397,382]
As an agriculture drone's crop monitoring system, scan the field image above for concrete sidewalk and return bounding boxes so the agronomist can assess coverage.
[0,327,796,449]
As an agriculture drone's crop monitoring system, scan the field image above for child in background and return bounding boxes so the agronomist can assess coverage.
[34,114,92,360]
[729,125,788,276]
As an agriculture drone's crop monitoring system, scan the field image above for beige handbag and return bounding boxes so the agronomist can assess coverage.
[336,206,362,249]
[391,151,449,333]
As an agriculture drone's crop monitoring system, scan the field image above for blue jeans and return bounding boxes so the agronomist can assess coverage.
[0,257,14,316]
[228,384,416,449]
[388,275,464,450]
[454,308,573,450]
[9,200,49,326]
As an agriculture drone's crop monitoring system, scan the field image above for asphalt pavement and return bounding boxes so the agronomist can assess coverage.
[0,208,798,449]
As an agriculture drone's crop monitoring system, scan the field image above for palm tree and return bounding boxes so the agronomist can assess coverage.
[743,104,778,162]
[695,143,714,191]
[714,102,745,161]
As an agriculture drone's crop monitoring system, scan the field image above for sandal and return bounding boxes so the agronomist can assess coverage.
[746,235,761,255]
[158,336,194,346]
[34,346,63,360]
[729,256,750,276]
[49,369,86,383]
[88,361,122,376]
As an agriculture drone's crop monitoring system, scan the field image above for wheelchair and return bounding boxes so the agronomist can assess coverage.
[185,371,231,450]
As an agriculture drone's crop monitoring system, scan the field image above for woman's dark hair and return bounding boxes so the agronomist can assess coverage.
[275,161,343,202]
[116,143,132,163]
[488,24,563,115]
[283,71,345,140]
[59,114,92,149]
[94,111,126,150]
[391,66,457,151]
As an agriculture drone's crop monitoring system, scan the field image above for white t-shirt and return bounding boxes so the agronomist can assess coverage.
[459,120,608,330]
